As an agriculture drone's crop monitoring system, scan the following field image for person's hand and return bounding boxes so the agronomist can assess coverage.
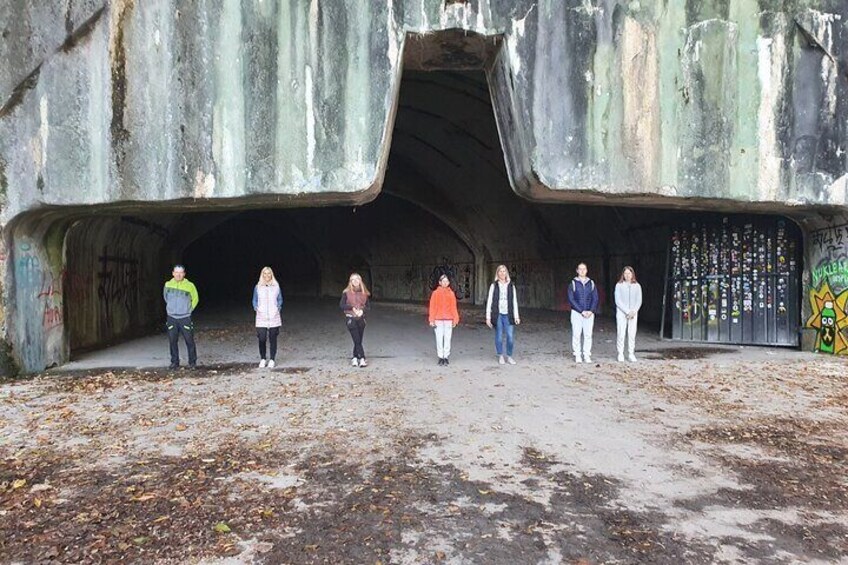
[582,311,591,319]
[486,319,493,328]
[515,318,521,325]
[430,322,436,327]
[452,322,456,328]
[629,310,636,318]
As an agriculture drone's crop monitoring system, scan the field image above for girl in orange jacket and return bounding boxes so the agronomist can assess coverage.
[429,273,460,365]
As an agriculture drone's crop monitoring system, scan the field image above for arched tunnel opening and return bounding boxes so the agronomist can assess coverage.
[11,68,805,370]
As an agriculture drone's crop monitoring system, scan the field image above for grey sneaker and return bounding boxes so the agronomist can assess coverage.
[507,356,516,365]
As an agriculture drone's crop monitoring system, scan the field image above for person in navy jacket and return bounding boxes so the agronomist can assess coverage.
[567,263,599,363]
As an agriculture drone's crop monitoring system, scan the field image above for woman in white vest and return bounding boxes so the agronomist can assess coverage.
[485,264,520,365]
[252,266,283,368]
[614,266,642,362]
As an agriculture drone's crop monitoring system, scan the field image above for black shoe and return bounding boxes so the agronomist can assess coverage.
[168,364,179,370]
[438,358,444,366]
[188,364,198,370]
[445,358,450,365]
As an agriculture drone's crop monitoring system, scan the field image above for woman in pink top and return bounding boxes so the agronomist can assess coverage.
[252,266,283,368]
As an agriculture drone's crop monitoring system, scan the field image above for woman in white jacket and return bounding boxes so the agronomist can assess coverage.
[252,266,283,368]
[614,266,642,362]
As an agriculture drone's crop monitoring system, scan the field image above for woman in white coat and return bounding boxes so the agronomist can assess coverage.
[614,266,642,362]
[253,266,283,368]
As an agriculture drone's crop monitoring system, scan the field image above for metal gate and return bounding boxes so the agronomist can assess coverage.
[665,217,800,346]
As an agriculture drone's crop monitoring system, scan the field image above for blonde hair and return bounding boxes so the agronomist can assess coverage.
[258,266,278,286]
[344,272,370,296]
[493,264,510,283]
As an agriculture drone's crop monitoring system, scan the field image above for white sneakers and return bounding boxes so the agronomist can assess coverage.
[618,354,625,362]
[351,357,359,367]
[359,359,368,367]
[268,360,276,368]
[507,356,516,365]
[575,355,583,364]
[258,359,267,368]
[499,355,506,365]
[498,355,517,365]
[628,354,637,362]
[258,359,276,368]
[584,355,592,363]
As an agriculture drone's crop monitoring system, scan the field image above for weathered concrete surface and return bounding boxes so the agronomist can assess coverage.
[1,1,847,373]
[1,301,846,562]
[1,0,846,217]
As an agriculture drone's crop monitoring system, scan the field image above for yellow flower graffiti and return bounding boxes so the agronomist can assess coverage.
[805,281,848,355]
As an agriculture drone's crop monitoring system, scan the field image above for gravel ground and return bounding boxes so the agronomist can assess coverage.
[1,300,846,564]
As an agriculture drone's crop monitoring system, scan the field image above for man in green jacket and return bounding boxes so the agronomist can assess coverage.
[163,265,199,369]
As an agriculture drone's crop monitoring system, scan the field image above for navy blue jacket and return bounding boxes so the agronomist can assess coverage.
[567,277,599,314]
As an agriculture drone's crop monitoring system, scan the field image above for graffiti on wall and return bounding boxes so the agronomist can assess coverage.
[15,241,64,334]
[805,281,848,355]
[806,222,848,354]
[97,246,139,329]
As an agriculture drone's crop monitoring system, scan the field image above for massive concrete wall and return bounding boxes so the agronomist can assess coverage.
[0,0,847,372]
[1,0,845,217]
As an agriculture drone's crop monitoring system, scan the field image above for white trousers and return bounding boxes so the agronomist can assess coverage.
[570,311,594,358]
[434,320,453,358]
[616,311,638,356]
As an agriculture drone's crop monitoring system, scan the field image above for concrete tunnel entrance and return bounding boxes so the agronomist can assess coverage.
[56,69,804,363]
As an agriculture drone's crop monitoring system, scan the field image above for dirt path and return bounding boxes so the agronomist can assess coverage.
[1,302,846,563]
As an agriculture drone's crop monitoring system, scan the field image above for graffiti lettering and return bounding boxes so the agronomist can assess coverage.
[42,305,63,331]
[810,223,848,255]
[97,246,139,328]
[812,259,848,289]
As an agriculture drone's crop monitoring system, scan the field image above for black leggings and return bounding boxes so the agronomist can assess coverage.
[257,327,280,360]
[345,317,366,359]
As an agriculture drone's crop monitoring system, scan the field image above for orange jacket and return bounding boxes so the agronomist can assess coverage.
[429,286,460,325]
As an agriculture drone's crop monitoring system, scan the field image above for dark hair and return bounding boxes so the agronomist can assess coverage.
[618,266,637,283]
[173,264,186,271]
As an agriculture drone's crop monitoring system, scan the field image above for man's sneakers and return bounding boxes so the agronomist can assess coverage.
[169,363,179,370]
[358,358,368,368]
[507,356,516,365]
[628,354,638,363]
[351,357,359,367]
[574,355,583,364]
[584,355,592,364]
[268,360,276,368]
[259,359,267,368]
[438,358,445,366]
[618,354,625,363]
[499,355,506,365]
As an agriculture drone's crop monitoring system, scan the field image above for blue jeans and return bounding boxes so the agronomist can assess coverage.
[495,314,514,356]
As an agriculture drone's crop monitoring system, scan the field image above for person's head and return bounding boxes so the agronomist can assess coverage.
[258,266,276,285]
[576,263,588,278]
[345,273,370,295]
[619,266,636,284]
[439,273,450,288]
[172,264,186,281]
[495,264,510,283]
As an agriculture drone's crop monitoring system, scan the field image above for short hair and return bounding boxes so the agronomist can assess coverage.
[173,264,186,271]
[576,262,587,269]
